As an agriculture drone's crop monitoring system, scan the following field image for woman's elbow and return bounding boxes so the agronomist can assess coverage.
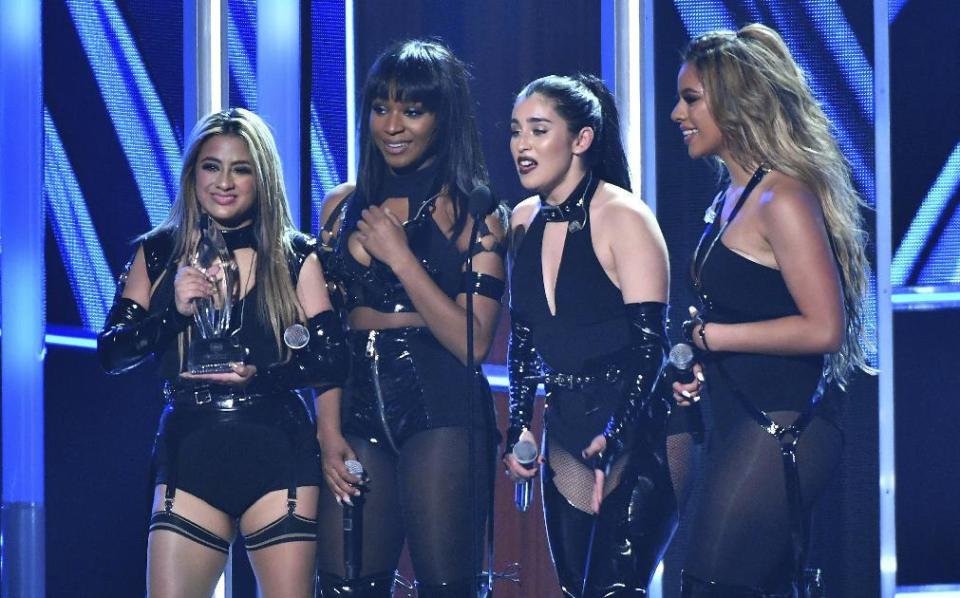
[815,318,844,353]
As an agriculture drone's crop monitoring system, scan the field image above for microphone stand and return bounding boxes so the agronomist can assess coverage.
[465,188,495,597]
[465,212,482,597]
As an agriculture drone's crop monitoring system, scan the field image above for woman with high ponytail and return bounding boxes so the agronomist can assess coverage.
[503,74,679,597]
[670,23,872,596]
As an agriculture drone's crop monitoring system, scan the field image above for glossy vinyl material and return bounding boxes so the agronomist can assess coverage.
[316,571,396,597]
[543,437,677,598]
[598,302,669,470]
[343,327,495,452]
[505,317,541,452]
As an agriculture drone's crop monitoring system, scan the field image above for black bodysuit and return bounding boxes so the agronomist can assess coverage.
[99,226,346,554]
[315,163,506,595]
[508,174,677,597]
[682,181,844,595]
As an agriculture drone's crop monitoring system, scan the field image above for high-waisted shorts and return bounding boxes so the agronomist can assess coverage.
[342,327,498,453]
[153,390,322,518]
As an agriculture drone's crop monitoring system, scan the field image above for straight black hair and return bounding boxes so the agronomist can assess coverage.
[355,39,489,241]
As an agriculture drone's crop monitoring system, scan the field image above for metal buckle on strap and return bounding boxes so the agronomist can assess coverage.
[193,389,213,405]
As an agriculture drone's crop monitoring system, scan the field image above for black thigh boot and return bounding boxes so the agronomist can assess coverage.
[542,466,595,598]
[316,571,395,597]
[582,446,677,598]
[414,577,480,597]
[680,571,794,598]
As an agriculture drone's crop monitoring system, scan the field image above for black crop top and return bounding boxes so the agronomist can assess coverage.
[324,163,505,314]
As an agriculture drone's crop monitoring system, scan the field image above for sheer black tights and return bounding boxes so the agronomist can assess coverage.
[684,411,842,590]
[316,426,494,585]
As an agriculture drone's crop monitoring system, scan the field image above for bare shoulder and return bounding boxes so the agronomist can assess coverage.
[320,182,355,223]
[757,172,824,227]
[510,195,541,232]
[592,182,660,235]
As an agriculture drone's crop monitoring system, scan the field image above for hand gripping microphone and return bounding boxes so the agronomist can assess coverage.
[343,459,365,580]
[668,343,704,443]
[511,438,539,512]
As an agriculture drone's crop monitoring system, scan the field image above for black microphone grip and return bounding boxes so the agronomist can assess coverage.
[343,459,365,580]
[668,343,705,444]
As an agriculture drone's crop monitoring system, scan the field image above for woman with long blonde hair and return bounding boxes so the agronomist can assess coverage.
[670,24,871,596]
[99,108,346,597]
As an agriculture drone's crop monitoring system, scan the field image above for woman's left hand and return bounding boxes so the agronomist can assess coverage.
[355,205,412,269]
[582,434,607,514]
[180,362,257,386]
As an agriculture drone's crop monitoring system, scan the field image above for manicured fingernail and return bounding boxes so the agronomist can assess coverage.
[343,496,353,507]
[693,395,701,403]
[681,390,692,399]
[696,372,706,382]
[335,496,342,506]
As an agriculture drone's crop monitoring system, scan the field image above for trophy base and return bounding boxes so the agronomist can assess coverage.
[187,337,247,374]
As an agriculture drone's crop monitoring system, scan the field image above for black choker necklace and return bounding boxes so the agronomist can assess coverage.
[379,159,441,200]
[540,172,596,233]
[221,224,257,251]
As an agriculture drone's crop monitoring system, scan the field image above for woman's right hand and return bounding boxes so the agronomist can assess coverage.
[319,432,364,505]
[672,362,705,407]
[173,264,215,317]
[502,429,540,482]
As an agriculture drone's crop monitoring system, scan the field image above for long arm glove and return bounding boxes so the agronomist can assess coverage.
[598,301,669,470]
[97,255,189,374]
[247,309,348,396]
[505,315,542,454]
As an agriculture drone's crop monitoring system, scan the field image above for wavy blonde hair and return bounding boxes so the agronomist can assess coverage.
[683,23,873,387]
[146,107,302,359]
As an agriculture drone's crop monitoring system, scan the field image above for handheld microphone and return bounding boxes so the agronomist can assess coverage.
[668,343,704,443]
[343,459,365,580]
[468,184,497,218]
[511,438,539,512]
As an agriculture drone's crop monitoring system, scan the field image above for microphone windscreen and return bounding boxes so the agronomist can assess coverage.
[669,342,695,371]
[512,439,539,466]
[468,185,496,217]
[344,459,365,478]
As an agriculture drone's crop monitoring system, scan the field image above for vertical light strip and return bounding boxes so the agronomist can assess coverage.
[0,0,45,594]
[633,0,664,598]
[641,0,657,216]
[345,0,357,181]
[209,0,223,112]
[874,1,896,597]
[615,0,642,198]
[257,0,301,227]
[185,0,227,131]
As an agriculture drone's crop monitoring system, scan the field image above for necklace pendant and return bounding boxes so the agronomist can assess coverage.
[568,220,583,233]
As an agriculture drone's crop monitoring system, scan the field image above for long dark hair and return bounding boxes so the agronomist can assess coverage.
[516,74,631,191]
[354,39,489,240]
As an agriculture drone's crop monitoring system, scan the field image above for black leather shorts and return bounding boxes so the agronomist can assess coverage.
[342,327,497,453]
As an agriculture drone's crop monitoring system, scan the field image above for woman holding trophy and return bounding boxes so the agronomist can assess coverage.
[98,107,346,598]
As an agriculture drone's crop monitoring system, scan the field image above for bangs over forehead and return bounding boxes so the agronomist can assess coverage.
[366,42,444,111]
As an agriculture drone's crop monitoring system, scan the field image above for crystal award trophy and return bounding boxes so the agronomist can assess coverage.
[186,216,247,374]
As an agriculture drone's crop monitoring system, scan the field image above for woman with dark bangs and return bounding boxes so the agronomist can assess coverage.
[314,39,506,597]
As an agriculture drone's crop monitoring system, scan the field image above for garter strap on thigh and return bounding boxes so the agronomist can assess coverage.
[715,362,819,591]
